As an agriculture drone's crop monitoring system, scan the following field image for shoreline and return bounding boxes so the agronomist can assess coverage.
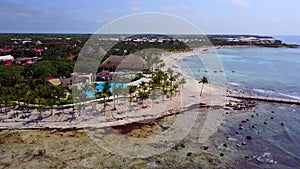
[2,45,298,130]
[0,46,232,130]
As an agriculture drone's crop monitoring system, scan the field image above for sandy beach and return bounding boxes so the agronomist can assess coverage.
[0,46,230,130]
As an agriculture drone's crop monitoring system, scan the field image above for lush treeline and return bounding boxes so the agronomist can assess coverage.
[103,40,191,62]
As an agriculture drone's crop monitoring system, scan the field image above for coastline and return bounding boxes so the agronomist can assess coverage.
[1,45,300,168]
[3,45,298,130]
[0,46,232,130]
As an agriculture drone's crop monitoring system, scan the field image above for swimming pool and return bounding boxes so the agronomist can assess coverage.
[85,82,127,97]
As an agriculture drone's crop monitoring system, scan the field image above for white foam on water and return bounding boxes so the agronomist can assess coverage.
[252,88,276,94]
[278,92,300,100]
[227,82,241,86]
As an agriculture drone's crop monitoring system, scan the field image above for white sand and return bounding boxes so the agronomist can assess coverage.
[0,47,230,130]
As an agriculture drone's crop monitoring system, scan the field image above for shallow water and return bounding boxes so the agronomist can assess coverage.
[209,103,300,168]
[176,47,300,100]
[175,45,300,168]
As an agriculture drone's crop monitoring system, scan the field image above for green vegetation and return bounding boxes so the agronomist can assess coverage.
[0,33,191,111]
[0,34,85,108]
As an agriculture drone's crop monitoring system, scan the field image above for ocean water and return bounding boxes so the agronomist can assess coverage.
[175,39,300,168]
[176,47,300,100]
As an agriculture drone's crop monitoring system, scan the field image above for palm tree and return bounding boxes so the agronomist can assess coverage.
[173,83,179,96]
[128,97,134,107]
[178,78,186,93]
[138,90,149,108]
[112,84,122,110]
[101,81,111,111]
[159,62,165,71]
[199,76,208,96]
[128,85,137,98]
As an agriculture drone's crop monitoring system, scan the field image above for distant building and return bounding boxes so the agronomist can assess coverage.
[31,48,44,55]
[15,57,40,66]
[0,48,13,53]
[43,42,69,45]
[0,55,14,66]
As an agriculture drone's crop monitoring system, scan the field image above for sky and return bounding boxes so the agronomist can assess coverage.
[0,0,300,35]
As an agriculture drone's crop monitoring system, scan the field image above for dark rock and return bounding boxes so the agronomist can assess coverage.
[271,117,274,120]
[252,125,256,128]
[223,143,228,147]
[281,123,284,126]
[245,156,251,160]
[251,115,255,118]
[208,158,214,163]
[246,119,249,121]
[264,121,267,125]
[173,141,185,150]
[246,136,252,140]
[33,149,46,157]
[235,131,239,134]
[239,126,244,130]
[203,146,209,150]
[256,113,259,116]
[271,111,274,113]
[239,124,243,126]
[220,153,224,157]
[187,152,192,156]
[241,120,247,123]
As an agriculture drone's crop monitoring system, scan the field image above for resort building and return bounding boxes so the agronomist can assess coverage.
[99,54,147,71]
[0,55,14,66]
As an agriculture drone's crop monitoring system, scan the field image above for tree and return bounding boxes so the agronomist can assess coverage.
[101,81,111,111]
[128,85,137,97]
[200,76,208,96]
[138,91,149,108]
[179,78,186,93]
[22,60,57,80]
[111,83,122,110]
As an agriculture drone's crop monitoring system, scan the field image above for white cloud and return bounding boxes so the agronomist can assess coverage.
[162,5,177,11]
[230,0,251,6]
[131,6,142,12]
[161,5,190,12]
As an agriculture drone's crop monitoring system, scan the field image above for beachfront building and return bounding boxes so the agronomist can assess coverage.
[99,54,147,71]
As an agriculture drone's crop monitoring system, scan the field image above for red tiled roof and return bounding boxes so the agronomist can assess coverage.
[0,48,12,53]
[67,54,76,60]
[3,60,13,66]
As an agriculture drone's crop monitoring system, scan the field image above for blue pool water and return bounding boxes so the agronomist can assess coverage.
[85,82,127,97]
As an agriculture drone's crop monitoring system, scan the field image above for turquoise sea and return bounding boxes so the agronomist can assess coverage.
[175,36,300,168]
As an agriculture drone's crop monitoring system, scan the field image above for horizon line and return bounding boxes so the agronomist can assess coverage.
[1,32,299,37]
